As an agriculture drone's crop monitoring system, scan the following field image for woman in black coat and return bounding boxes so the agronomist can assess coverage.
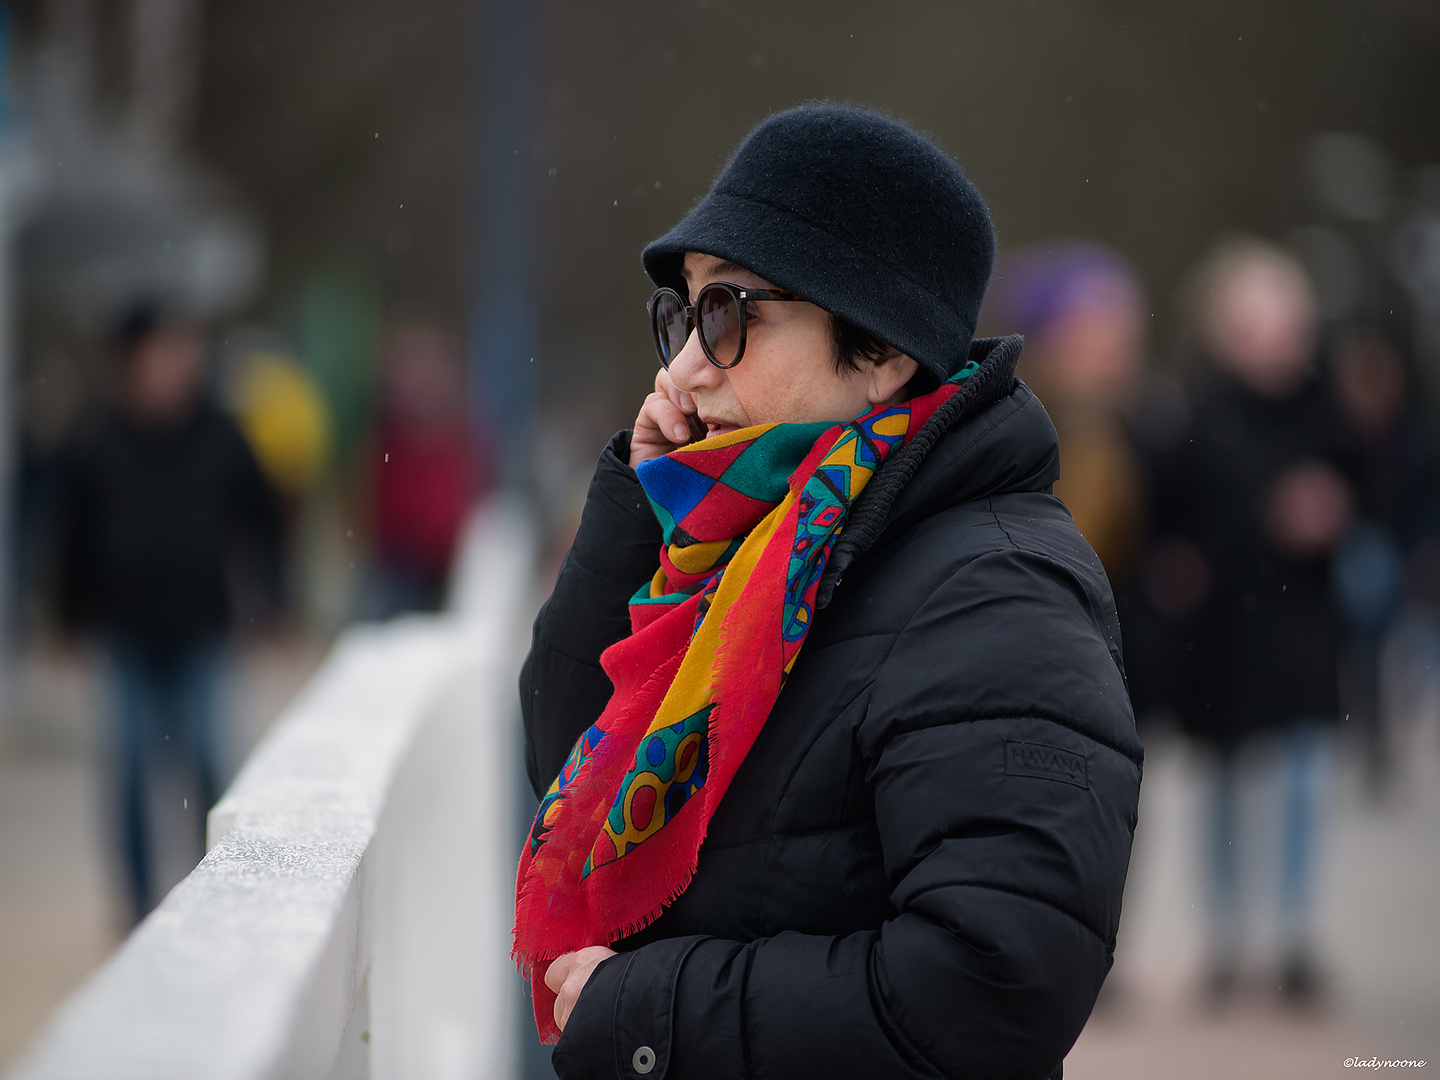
[517,106,1142,1080]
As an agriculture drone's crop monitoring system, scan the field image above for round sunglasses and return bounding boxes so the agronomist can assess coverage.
[647,282,805,370]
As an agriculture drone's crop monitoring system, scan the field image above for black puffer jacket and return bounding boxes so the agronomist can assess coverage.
[521,336,1142,1080]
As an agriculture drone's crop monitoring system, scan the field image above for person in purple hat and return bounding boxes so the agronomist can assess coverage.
[985,242,1149,580]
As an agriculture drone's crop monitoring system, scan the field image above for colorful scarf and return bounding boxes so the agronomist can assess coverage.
[514,363,977,1041]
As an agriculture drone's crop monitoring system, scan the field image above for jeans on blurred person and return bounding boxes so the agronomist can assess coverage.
[108,636,224,917]
[1206,720,1334,1000]
[1332,521,1405,794]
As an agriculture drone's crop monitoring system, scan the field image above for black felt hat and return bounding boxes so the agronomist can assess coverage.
[642,104,996,390]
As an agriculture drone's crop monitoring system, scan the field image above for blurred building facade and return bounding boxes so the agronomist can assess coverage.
[1,0,1436,639]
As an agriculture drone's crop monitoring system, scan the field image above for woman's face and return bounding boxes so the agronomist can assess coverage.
[664,253,880,437]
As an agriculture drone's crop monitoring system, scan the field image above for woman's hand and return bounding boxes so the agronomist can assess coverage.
[630,368,702,467]
[545,945,618,1033]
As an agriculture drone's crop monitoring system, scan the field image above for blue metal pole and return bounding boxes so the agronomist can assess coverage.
[471,0,541,491]
[472,9,550,1071]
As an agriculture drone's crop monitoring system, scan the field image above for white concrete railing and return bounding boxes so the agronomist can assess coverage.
[7,497,536,1080]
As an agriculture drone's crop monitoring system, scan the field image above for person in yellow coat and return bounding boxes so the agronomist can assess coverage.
[985,242,1148,582]
[231,349,332,503]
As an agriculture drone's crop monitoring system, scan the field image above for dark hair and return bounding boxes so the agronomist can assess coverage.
[112,302,165,356]
[830,313,894,375]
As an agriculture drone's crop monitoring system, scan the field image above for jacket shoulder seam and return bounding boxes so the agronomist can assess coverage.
[986,496,1022,550]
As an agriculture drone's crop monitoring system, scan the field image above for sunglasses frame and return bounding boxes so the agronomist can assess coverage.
[647,281,804,370]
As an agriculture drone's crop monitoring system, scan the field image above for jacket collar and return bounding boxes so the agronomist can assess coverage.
[817,334,1060,608]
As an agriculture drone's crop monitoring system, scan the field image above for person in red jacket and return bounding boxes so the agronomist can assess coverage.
[370,323,493,616]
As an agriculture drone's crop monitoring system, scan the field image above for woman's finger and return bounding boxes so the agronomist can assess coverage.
[638,392,693,447]
[655,368,696,414]
[633,372,705,466]
[543,954,570,994]
[557,975,581,1030]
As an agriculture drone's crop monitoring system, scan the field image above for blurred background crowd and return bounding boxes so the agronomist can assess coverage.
[0,0,1437,1076]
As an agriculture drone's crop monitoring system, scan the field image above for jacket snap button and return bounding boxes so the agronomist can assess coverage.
[632,1045,656,1074]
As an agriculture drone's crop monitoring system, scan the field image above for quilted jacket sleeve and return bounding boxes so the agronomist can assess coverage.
[522,431,662,798]
[553,540,1143,1080]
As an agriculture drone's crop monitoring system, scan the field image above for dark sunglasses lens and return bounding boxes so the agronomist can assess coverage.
[651,292,688,367]
[699,287,742,366]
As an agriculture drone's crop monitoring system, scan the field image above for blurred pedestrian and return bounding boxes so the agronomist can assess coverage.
[1329,324,1433,796]
[55,304,284,921]
[985,244,1203,731]
[368,323,492,616]
[1159,240,1355,1004]
[231,345,332,518]
[988,242,1148,579]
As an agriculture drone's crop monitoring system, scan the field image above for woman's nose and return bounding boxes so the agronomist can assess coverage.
[667,329,719,392]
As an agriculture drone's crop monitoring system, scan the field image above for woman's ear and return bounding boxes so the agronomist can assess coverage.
[866,351,920,406]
